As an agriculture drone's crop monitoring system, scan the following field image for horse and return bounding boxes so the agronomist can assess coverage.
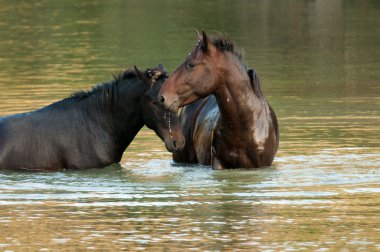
[0,65,185,171]
[158,31,279,169]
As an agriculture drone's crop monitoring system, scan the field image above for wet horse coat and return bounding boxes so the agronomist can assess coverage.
[159,32,279,169]
[0,66,184,171]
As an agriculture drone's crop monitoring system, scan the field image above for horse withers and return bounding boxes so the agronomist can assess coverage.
[158,31,279,169]
[0,65,185,171]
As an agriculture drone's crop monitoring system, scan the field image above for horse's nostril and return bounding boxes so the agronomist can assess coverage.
[159,96,165,104]
[173,140,177,149]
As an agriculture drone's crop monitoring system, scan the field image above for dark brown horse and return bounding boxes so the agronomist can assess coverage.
[159,31,279,169]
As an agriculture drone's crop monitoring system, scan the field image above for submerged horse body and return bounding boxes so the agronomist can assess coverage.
[0,65,184,171]
[159,32,279,169]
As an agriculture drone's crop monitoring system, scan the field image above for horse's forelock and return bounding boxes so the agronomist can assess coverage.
[146,68,168,88]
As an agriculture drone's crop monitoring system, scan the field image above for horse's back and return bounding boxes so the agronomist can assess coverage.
[0,110,113,170]
[173,96,219,165]
[0,113,63,170]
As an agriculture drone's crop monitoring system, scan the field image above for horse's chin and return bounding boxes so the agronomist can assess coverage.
[164,140,177,153]
[164,136,185,153]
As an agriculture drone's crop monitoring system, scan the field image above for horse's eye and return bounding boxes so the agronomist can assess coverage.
[186,62,195,69]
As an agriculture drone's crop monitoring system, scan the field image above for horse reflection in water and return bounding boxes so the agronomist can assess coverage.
[0,65,184,171]
[159,32,279,169]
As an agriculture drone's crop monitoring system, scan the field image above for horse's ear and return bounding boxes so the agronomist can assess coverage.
[200,30,209,52]
[195,29,202,40]
[158,64,168,77]
[158,63,165,72]
[133,65,145,81]
[200,30,216,54]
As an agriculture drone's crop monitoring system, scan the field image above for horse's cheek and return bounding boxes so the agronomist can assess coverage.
[197,70,214,95]
[184,74,192,86]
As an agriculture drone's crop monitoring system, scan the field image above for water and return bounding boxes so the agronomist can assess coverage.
[1,0,379,251]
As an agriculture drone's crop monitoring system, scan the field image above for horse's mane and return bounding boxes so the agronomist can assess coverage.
[248,69,263,98]
[210,36,264,97]
[210,36,246,69]
[37,69,141,113]
[70,69,137,101]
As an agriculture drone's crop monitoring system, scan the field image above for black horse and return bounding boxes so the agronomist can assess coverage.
[0,65,185,171]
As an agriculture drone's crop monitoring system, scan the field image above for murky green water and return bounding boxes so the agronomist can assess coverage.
[1,0,379,251]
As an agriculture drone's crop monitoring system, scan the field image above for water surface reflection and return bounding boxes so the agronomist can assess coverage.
[1,147,379,250]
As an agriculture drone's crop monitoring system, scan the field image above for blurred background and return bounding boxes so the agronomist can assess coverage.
[0,1,379,251]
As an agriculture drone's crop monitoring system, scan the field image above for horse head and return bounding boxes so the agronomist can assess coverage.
[158,31,234,112]
[135,65,185,153]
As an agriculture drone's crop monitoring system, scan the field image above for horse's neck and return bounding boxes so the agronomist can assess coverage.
[215,66,267,136]
[109,85,145,147]
[81,83,144,150]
